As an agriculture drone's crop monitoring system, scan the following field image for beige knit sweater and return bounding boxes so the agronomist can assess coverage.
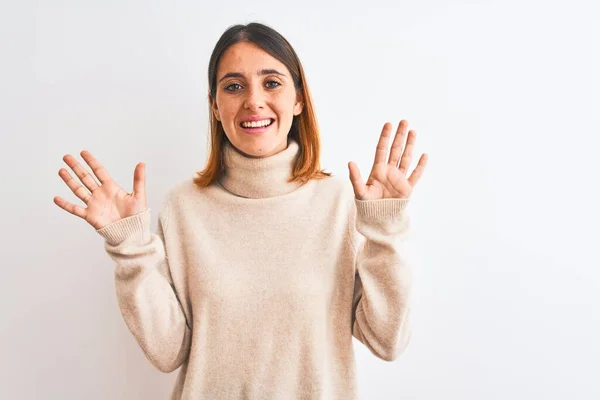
[97,138,413,399]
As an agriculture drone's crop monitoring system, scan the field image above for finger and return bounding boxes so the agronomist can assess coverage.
[348,161,367,199]
[63,154,99,192]
[373,122,393,165]
[58,168,91,204]
[388,120,408,167]
[133,162,145,197]
[80,150,112,184]
[53,196,87,219]
[398,130,417,174]
[407,153,428,187]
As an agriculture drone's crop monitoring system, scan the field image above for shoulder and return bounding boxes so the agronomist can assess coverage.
[165,178,199,200]
[306,174,357,224]
[158,177,214,213]
[155,177,222,227]
[311,173,356,205]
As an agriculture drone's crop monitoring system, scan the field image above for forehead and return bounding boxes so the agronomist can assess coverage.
[218,41,290,78]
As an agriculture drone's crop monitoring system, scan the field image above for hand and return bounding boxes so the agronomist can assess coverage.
[53,150,147,230]
[348,120,428,200]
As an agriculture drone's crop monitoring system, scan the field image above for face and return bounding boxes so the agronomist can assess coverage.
[210,41,304,158]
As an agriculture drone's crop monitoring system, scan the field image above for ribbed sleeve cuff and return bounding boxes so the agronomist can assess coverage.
[355,198,410,220]
[96,209,152,246]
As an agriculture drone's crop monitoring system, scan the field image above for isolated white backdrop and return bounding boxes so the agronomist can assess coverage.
[1,0,599,399]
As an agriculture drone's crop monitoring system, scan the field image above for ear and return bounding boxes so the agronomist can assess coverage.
[293,92,304,116]
[209,94,220,121]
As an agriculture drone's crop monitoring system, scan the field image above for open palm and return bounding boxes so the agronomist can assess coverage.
[54,151,147,230]
[348,120,428,200]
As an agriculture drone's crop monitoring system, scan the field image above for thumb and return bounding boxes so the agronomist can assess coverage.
[348,161,366,199]
[133,162,146,197]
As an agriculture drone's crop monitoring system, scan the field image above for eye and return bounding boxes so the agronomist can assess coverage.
[265,80,281,89]
[224,83,242,92]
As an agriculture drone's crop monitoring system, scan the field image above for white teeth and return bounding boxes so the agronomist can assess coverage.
[241,119,273,128]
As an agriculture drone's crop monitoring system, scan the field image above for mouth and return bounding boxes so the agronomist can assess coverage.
[239,118,275,134]
[239,118,275,129]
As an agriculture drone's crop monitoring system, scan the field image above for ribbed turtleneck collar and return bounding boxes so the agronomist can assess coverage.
[219,138,304,199]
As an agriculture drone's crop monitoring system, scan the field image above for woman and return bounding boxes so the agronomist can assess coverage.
[54,22,428,400]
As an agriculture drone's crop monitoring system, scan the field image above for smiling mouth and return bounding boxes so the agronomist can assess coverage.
[239,118,275,128]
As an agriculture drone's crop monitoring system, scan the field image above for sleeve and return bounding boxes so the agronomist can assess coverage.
[96,200,192,373]
[349,197,413,362]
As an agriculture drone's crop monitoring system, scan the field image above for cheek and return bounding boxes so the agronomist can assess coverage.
[219,100,240,122]
[274,96,298,118]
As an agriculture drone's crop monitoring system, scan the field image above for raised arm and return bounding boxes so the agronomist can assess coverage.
[54,151,192,372]
[347,119,427,361]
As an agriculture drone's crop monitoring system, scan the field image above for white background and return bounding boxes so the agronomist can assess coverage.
[1,0,599,399]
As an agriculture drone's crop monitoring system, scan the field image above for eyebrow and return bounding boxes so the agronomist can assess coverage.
[218,69,286,83]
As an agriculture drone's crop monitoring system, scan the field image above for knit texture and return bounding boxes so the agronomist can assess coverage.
[97,138,413,399]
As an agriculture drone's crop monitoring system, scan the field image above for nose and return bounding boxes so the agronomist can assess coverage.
[243,86,265,111]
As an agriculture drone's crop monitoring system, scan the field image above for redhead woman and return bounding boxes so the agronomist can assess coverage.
[54,22,428,400]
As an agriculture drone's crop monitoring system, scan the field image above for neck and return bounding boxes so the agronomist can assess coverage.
[219,138,304,199]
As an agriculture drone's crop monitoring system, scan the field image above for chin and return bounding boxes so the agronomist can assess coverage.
[233,135,287,158]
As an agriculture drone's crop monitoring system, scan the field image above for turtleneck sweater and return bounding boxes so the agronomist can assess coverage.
[96,138,413,400]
